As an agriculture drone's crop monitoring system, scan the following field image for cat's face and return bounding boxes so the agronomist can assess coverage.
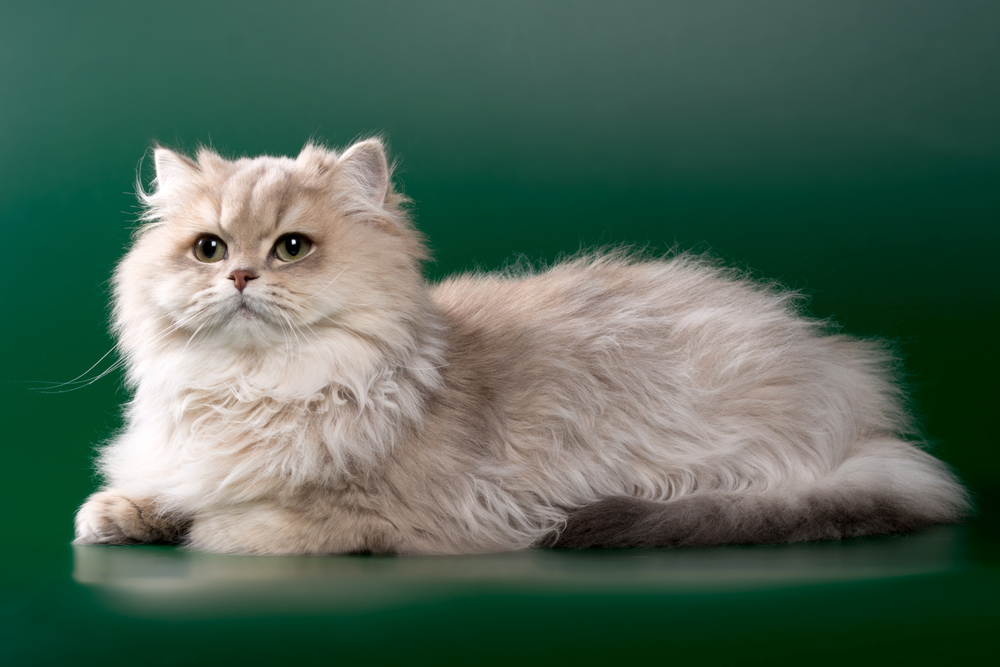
[114,141,427,363]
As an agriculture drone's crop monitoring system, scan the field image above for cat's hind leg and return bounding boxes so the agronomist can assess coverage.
[548,439,970,548]
[74,491,189,545]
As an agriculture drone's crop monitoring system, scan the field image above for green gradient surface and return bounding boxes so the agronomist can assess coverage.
[1,1,997,664]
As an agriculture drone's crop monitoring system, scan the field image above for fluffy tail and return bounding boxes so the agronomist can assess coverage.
[548,440,970,548]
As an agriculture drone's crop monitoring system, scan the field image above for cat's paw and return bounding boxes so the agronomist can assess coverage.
[74,491,181,545]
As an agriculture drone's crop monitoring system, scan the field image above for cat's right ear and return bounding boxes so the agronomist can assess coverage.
[337,139,389,207]
[153,147,200,191]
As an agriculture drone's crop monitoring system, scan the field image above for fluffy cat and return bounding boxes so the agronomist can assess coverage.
[74,139,969,554]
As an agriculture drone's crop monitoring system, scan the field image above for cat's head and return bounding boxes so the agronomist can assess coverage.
[114,139,432,392]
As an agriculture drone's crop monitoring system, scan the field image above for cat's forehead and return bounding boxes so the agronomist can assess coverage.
[215,159,318,237]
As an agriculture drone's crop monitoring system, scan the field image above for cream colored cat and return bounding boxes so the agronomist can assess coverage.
[74,139,968,554]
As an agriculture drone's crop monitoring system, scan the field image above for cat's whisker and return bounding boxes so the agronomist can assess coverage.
[28,306,211,391]
[275,308,304,357]
[179,320,210,357]
[303,267,348,299]
[279,310,324,364]
[285,301,353,327]
[280,316,296,367]
[338,298,380,308]
[292,318,328,362]
[294,306,371,340]
[23,345,118,387]
[279,318,302,359]
[266,304,290,360]
[32,358,129,394]
[133,306,217,356]
[282,302,450,373]
[287,288,380,309]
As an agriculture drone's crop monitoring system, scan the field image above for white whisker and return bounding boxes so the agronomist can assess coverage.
[304,267,348,299]
[29,306,211,392]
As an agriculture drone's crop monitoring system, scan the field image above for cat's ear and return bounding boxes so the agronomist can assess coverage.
[153,147,200,191]
[338,139,389,206]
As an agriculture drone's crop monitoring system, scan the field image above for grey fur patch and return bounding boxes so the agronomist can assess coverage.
[546,491,960,549]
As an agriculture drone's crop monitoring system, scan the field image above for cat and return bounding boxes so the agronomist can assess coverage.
[73,139,969,554]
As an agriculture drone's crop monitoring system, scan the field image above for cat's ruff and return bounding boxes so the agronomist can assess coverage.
[74,139,969,554]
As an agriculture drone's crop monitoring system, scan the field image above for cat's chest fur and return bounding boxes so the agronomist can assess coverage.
[112,370,419,508]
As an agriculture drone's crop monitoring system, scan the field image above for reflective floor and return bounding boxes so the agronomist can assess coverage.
[72,527,972,616]
[3,525,996,665]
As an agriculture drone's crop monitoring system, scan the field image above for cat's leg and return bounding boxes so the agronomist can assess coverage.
[548,439,970,548]
[74,491,189,545]
[186,502,400,555]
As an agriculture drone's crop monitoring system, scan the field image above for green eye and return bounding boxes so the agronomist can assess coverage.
[194,235,227,263]
[274,234,312,263]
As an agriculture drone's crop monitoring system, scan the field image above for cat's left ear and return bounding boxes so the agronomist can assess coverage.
[338,139,389,206]
[153,147,200,191]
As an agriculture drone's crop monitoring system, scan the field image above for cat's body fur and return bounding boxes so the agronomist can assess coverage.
[74,140,968,554]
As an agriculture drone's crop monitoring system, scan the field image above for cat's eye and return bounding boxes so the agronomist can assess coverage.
[274,234,312,263]
[194,235,227,263]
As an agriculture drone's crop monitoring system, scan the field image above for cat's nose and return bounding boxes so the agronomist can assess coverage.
[228,270,258,292]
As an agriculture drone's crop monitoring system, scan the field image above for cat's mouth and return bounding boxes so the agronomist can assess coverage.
[227,293,262,320]
[218,294,282,332]
[234,301,257,318]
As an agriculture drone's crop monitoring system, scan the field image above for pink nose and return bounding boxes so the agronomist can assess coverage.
[228,270,258,292]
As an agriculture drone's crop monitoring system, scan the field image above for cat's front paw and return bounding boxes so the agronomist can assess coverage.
[74,491,183,545]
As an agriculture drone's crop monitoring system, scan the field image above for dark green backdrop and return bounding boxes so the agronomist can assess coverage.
[2,1,997,664]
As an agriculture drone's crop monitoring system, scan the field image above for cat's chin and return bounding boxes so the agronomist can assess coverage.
[220,325,286,351]
[207,313,288,351]
[208,297,288,343]
[231,305,270,329]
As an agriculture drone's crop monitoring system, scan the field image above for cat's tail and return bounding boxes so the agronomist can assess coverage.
[547,439,971,548]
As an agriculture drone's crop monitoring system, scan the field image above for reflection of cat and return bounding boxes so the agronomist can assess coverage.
[74,140,968,554]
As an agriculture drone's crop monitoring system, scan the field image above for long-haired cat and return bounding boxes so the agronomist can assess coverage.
[74,139,969,554]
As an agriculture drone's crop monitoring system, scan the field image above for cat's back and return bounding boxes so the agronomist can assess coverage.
[430,253,806,350]
[427,252,894,427]
[426,252,840,430]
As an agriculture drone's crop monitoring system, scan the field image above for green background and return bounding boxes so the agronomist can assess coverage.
[2,1,997,664]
